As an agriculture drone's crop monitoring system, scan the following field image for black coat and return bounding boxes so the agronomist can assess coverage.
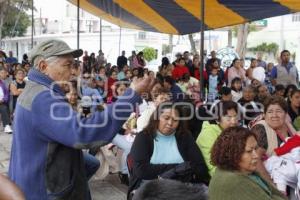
[128,131,210,196]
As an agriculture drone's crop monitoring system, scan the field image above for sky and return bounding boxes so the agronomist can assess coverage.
[32,0,115,27]
[34,0,64,19]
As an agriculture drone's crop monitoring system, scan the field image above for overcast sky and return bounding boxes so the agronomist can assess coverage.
[33,0,64,19]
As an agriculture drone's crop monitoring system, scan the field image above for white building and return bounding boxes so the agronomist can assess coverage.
[247,13,300,67]
[2,0,167,64]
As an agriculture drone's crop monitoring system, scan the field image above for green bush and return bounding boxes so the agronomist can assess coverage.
[248,42,279,55]
[142,47,157,62]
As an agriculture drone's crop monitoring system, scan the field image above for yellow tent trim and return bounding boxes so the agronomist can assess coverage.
[113,0,178,34]
[275,0,300,11]
[175,0,245,29]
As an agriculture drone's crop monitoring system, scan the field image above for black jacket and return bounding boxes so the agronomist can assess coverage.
[128,131,210,196]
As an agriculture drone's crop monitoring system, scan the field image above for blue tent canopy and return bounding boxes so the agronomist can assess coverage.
[69,0,300,35]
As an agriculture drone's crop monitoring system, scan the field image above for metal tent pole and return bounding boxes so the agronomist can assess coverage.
[119,26,121,55]
[200,0,205,100]
[99,18,102,50]
[31,0,34,48]
[77,0,80,51]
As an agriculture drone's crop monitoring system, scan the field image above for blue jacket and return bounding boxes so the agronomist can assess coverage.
[9,69,141,200]
[170,84,184,102]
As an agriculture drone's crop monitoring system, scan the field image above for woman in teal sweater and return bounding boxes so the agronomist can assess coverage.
[208,127,287,200]
[128,103,210,197]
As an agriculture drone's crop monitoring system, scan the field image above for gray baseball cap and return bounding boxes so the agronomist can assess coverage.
[29,39,83,63]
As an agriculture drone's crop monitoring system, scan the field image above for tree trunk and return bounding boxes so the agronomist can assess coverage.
[0,9,3,43]
[228,29,232,47]
[168,34,173,55]
[188,34,196,54]
[236,23,249,58]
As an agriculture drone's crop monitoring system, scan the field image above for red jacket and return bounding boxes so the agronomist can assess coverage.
[172,65,190,80]
[106,77,117,99]
[193,68,208,81]
[275,134,300,156]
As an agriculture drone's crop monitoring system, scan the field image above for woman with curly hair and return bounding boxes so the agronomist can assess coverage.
[209,127,287,200]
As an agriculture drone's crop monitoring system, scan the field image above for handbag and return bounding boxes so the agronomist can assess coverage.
[159,162,194,183]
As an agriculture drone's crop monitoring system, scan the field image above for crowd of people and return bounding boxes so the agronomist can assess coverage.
[0,39,300,200]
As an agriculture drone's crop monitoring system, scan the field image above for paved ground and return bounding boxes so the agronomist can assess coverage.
[0,132,127,200]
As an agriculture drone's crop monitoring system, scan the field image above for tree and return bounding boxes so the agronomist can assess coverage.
[188,34,197,54]
[228,29,233,47]
[142,47,157,62]
[0,0,32,41]
[230,23,257,58]
[162,34,173,55]
[236,23,249,58]
[248,42,279,56]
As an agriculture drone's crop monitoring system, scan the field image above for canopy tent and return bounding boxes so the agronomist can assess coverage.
[68,0,300,35]
[68,0,300,99]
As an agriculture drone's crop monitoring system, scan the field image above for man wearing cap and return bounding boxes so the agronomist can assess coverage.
[8,39,154,200]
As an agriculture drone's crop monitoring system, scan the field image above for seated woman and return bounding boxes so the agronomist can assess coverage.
[128,103,210,195]
[196,100,239,176]
[238,86,263,126]
[209,127,287,200]
[287,89,300,130]
[251,96,297,196]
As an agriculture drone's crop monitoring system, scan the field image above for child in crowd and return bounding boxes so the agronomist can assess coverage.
[274,84,286,98]
[207,66,221,102]
[230,77,243,102]
[136,88,170,132]
[106,70,118,102]
[265,62,274,93]
[172,57,190,81]
[219,86,232,101]
[207,86,232,114]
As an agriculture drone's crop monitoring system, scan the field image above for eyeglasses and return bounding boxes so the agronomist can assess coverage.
[82,76,90,79]
[266,110,285,115]
[223,115,239,121]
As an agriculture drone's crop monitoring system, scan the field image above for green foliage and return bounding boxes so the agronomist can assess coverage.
[291,52,296,61]
[232,24,257,37]
[162,44,171,55]
[2,10,30,38]
[248,42,279,55]
[0,0,33,39]
[142,47,157,62]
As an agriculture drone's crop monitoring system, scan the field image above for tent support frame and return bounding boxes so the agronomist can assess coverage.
[200,0,205,100]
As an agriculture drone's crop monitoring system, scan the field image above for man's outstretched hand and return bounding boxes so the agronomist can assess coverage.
[130,74,155,96]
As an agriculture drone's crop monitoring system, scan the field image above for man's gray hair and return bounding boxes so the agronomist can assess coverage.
[33,56,60,69]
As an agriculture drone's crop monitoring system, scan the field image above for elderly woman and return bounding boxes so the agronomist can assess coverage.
[128,103,210,195]
[196,101,239,176]
[209,127,287,200]
[251,96,296,192]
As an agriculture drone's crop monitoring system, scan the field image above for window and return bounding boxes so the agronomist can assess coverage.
[292,13,300,22]
[138,32,146,40]
[66,4,70,17]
